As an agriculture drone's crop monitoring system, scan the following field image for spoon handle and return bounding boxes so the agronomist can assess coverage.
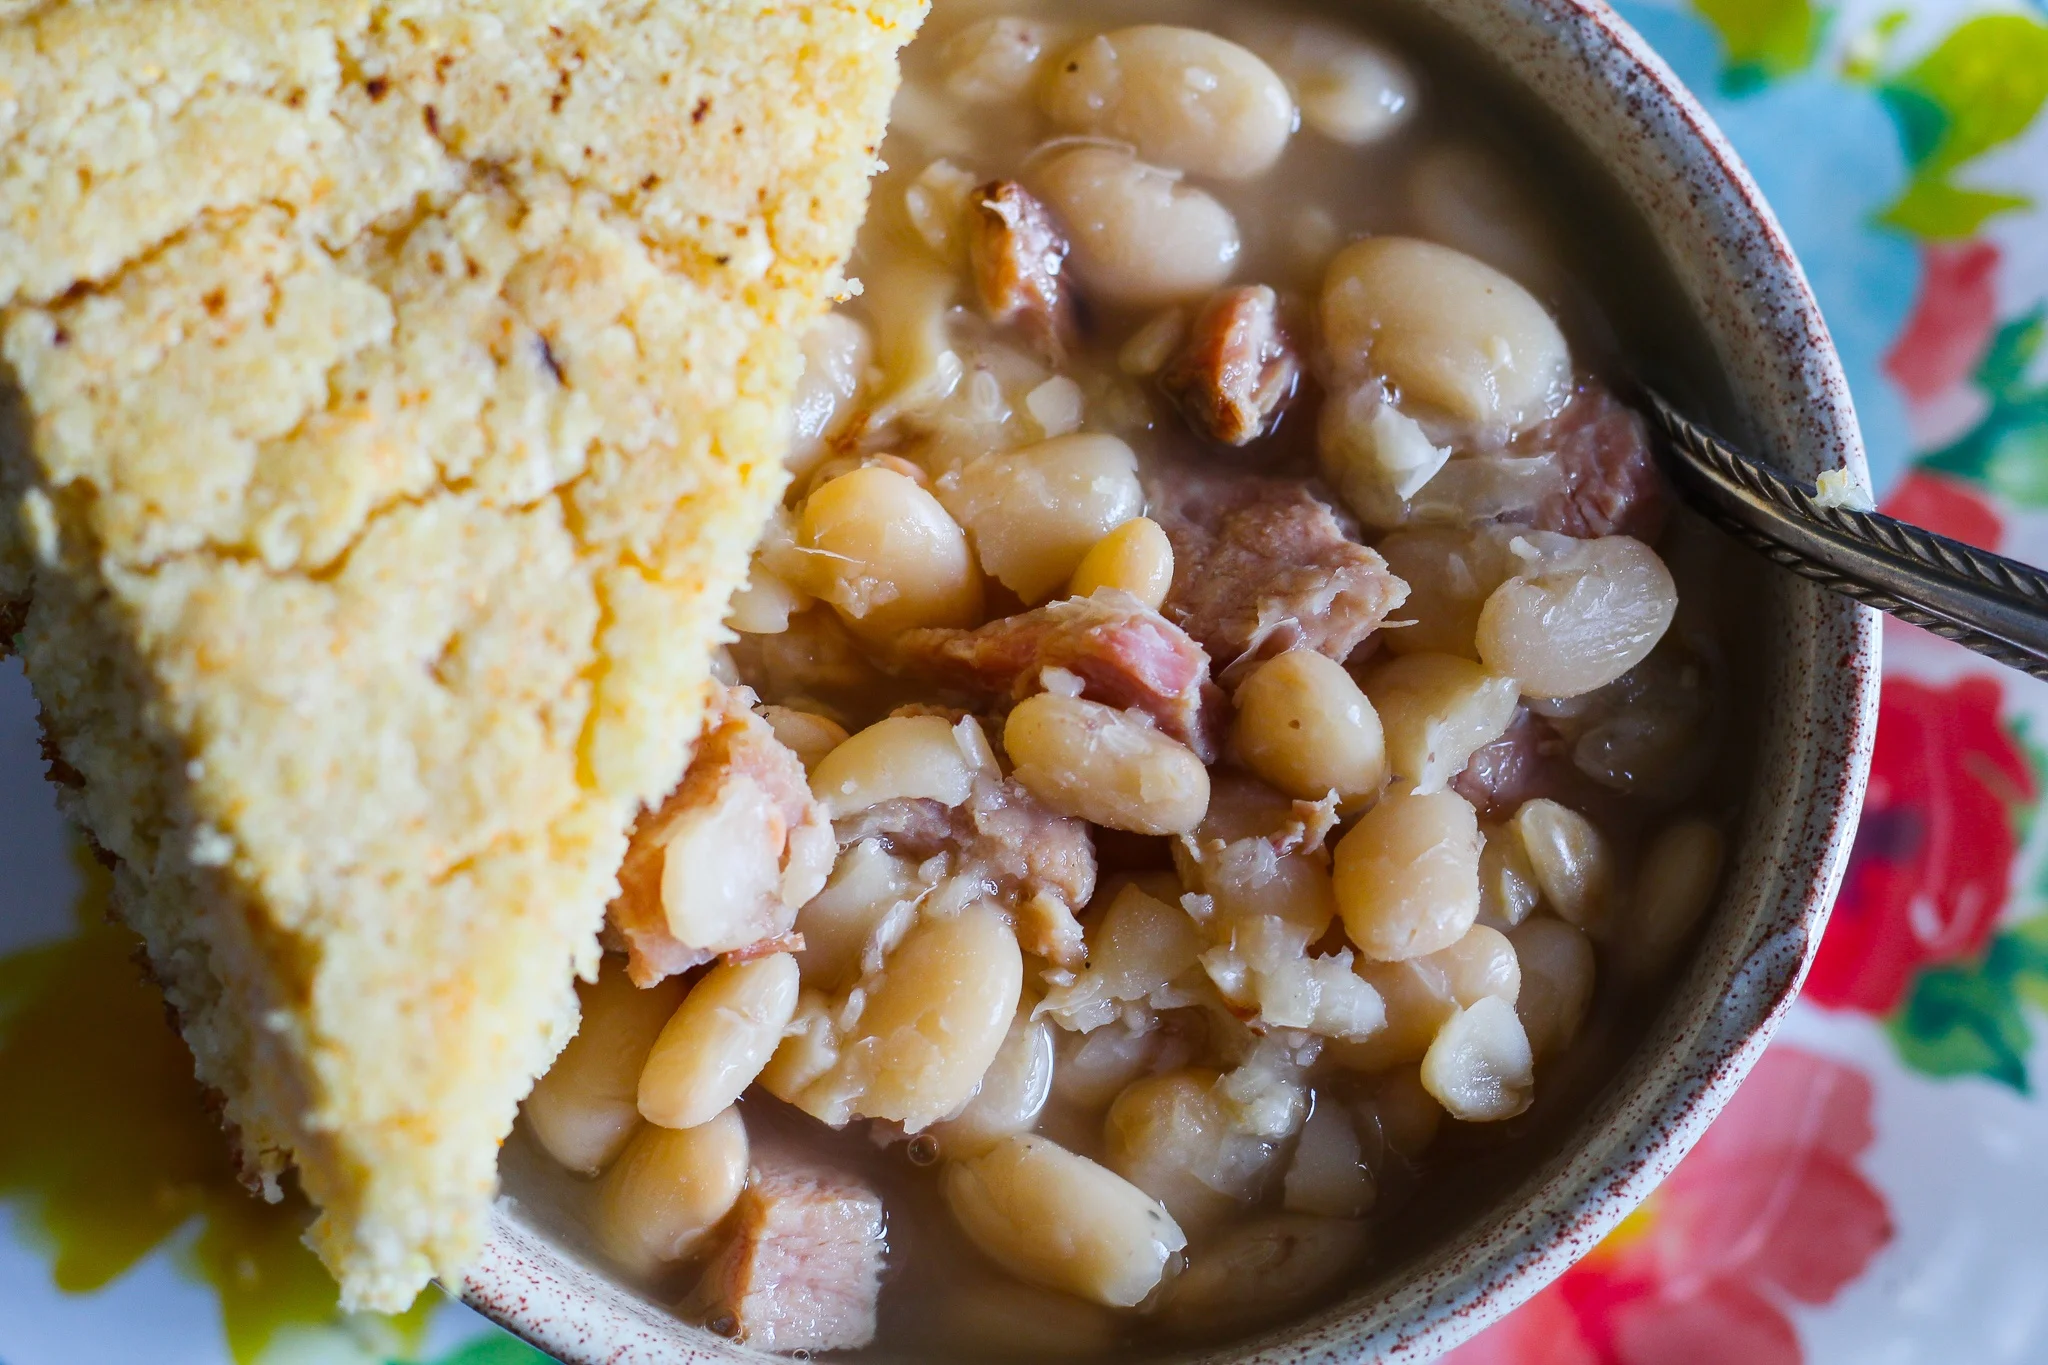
[1643,390,2048,681]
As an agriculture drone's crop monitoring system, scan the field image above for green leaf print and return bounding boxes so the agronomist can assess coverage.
[1876,13,2048,238]
[1691,0,1830,91]
[1890,911,2048,1092]
[1919,307,2048,507]
[1889,962,2033,1092]
[391,1333,553,1365]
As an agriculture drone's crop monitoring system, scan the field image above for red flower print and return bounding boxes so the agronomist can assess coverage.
[1883,241,2000,404]
[1878,469,2003,552]
[1445,1048,1893,1365]
[1805,675,2035,1014]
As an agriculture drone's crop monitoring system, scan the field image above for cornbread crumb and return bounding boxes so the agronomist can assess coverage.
[0,0,923,1311]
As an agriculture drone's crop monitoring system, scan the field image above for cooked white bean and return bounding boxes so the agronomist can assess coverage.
[1334,788,1482,960]
[1615,819,1724,984]
[863,256,963,420]
[797,466,984,639]
[595,1106,749,1277]
[1271,25,1416,145]
[1069,516,1175,609]
[1040,27,1295,180]
[945,1134,1188,1308]
[1036,883,1207,1032]
[1320,236,1569,432]
[1335,924,1518,1071]
[726,558,811,636]
[1353,1064,1444,1162]
[1478,822,1541,929]
[794,837,923,991]
[1154,1213,1367,1336]
[1420,995,1533,1121]
[1376,526,1518,658]
[526,967,688,1174]
[755,705,850,775]
[943,16,1065,104]
[1005,693,1211,834]
[1316,386,1453,529]
[787,313,873,481]
[942,434,1144,603]
[932,1012,1057,1159]
[1105,1068,1286,1234]
[1282,1099,1374,1218]
[637,953,800,1130]
[1231,648,1387,809]
[1510,916,1596,1060]
[1476,535,1678,698]
[1510,798,1614,932]
[1033,146,1241,306]
[1363,652,1520,794]
[809,713,992,819]
[805,901,1025,1130]
[758,986,841,1101]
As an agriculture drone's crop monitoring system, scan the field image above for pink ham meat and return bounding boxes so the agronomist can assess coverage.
[1514,382,1667,541]
[1453,708,1626,827]
[1151,470,1409,677]
[896,590,1224,760]
[834,772,1098,915]
[690,1162,888,1353]
[606,686,834,987]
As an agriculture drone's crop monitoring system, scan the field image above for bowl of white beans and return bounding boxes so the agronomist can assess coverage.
[461,0,1879,1360]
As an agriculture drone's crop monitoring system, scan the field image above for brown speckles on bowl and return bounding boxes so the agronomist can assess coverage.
[460,0,1880,1358]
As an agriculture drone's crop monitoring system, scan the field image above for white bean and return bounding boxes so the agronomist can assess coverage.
[794,837,923,991]
[1334,924,1518,1071]
[1276,26,1416,145]
[1510,916,1596,1059]
[1282,1099,1375,1218]
[948,1134,1188,1308]
[595,1107,749,1277]
[1069,515,1175,609]
[809,713,992,818]
[637,953,800,1130]
[1040,27,1295,181]
[931,1012,1057,1160]
[942,16,1064,105]
[1320,236,1569,432]
[1033,146,1241,307]
[1478,822,1541,929]
[787,313,872,478]
[1476,535,1678,698]
[525,967,687,1174]
[1376,526,1518,658]
[1510,798,1614,932]
[802,901,1024,1130]
[942,434,1144,603]
[1005,693,1211,835]
[1231,648,1387,809]
[1333,788,1482,960]
[1153,1214,1367,1336]
[755,705,849,775]
[797,466,984,639]
[1363,652,1520,794]
[1420,995,1534,1121]
[1614,819,1724,983]
[1105,1068,1285,1234]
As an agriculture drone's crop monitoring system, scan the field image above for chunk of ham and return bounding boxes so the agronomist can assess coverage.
[896,590,1224,760]
[1151,471,1409,679]
[1159,285,1301,446]
[689,1161,888,1353]
[1452,708,1625,827]
[834,771,1098,919]
[1512,381,1666,541]
[608,686,836,987]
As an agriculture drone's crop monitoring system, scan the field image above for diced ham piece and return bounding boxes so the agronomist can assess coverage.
[897,590,1224,760]
[608,686,836,987]
[1452,708,1624,826]
[1512,382,1667,541]
[969,179,1080,363]
[834,772,1097,917]
[1159,285,1301,446]
[1151,471,1410,679]
[689,1162,888,1353]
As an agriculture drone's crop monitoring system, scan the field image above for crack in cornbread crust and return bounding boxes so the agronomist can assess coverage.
[0,0,922,1311]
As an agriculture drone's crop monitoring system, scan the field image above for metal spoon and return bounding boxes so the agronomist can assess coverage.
[1643,390,2048,681]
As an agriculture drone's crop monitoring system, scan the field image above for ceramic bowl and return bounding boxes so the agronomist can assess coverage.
[458,0,1882,1357]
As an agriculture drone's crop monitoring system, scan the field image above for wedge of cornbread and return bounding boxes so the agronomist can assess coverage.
[0,0,922,1311]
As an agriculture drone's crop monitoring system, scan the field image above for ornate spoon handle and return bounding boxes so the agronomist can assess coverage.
[1643,390,2048,681]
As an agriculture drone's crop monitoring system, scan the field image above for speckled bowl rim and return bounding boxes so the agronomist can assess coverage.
[458,0,1882,1359]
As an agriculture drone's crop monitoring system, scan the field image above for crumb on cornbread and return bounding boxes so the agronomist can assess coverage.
[0,0,923,1312]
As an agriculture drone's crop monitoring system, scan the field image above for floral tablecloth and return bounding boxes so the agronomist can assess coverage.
[4,0,2047,1361]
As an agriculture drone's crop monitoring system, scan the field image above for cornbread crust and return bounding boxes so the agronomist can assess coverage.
[0,0,922,1311]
